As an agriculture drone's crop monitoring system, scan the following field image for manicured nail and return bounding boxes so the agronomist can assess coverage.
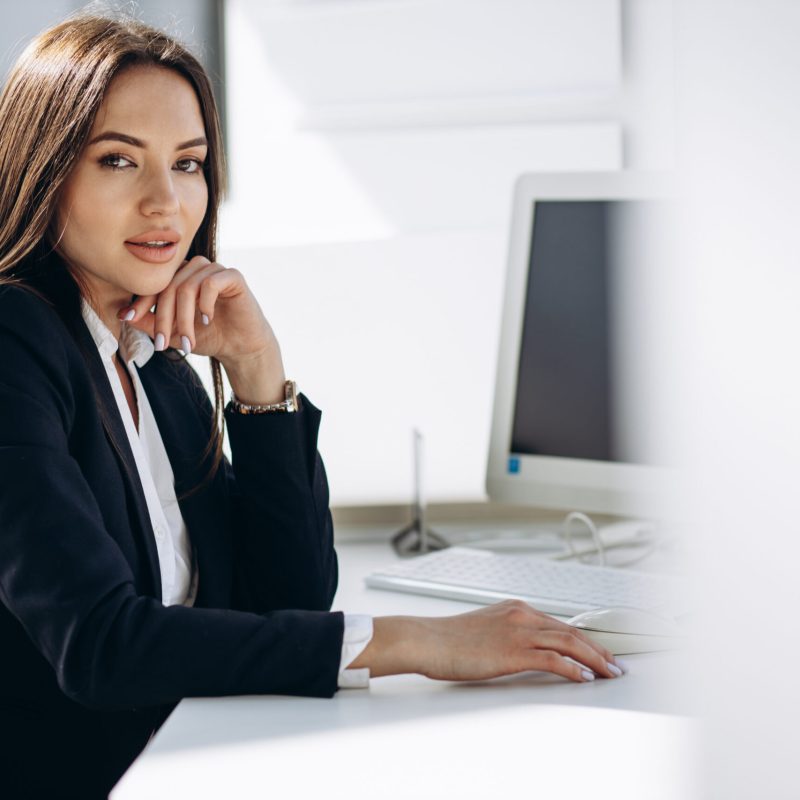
[181,335,192,355]
[615,659,630,674]
[120,308,135,321]
[607,662,623,678]
[581,670,595,682]
[154,332,166,352]
[201,313,210,326]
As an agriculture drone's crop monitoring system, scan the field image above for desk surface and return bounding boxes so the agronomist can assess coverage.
[114,540,696,799]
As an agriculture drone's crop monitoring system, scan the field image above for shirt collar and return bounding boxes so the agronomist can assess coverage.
[80,298,155,368]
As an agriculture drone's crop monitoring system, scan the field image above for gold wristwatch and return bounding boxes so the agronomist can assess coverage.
[229,380,299,414]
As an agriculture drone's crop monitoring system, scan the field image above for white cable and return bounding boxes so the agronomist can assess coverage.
[561,511,605,565]
[554,511,661,568]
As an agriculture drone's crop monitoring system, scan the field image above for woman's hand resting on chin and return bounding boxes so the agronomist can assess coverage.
[118,256,286,405]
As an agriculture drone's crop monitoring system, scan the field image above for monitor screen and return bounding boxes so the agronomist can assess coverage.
[511,200,656,466]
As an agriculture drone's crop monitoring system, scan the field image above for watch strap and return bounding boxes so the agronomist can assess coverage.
[229,380,299,414]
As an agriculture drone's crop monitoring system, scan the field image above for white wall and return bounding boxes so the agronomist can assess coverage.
[674,3,800,797]
[215,0,675,506]
[0,1,223,101]
[0,0,75,77]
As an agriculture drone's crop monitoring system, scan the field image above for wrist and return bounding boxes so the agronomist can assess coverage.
[348,615,436,677]
[229,380,299,414]
[222,348,286,405]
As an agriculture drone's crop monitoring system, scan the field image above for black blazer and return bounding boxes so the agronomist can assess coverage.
[0,283,343,798]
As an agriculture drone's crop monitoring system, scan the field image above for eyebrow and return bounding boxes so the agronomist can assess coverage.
[87,131,208,150]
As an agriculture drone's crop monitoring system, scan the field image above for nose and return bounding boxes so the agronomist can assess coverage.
[139,166,180,217]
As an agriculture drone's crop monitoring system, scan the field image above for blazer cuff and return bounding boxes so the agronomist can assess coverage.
[338,613,373,689]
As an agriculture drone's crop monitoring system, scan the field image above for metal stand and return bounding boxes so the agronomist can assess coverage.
[391,429,449,557]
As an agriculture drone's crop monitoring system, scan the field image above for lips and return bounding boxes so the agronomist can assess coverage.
[124,230,181,263]
[124,242,178,263]
[125,229,181,245]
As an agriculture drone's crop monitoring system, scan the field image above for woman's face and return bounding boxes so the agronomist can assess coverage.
[56,64,209,317]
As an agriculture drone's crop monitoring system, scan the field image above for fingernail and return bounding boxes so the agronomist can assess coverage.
[607,662,623,678]
[580,670,595,682]
[120,308,135,321]
[181,335,192,355]
[615,659,630,674]
[201,313,210,326]
[154,332,166,352]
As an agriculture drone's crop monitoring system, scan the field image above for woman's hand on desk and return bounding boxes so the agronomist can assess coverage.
[349,600,624,683]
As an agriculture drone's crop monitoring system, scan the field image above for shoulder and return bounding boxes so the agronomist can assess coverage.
[0,282,72,345]
[0,283,80,405]
[0,282,77,374]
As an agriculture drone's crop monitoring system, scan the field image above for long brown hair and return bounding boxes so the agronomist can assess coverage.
[0,12,227,496]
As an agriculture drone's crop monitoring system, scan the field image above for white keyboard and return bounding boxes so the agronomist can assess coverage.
[365,546,684,617]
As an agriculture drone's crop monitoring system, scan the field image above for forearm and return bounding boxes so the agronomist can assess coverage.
[347,615,437,678]
[225,396,337,612]
[221,346,285,405]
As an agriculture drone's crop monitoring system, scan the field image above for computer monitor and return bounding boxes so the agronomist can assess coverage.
[486,172,674,519]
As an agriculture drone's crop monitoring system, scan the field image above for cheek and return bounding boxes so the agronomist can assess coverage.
[54,187,87,255]
[186,180,209,228]
[56,172,113,239]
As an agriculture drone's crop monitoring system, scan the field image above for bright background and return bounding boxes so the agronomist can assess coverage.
[5,3,800,797]
[215,0,673,505]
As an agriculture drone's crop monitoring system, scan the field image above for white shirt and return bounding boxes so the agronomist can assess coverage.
[80,301,372,688]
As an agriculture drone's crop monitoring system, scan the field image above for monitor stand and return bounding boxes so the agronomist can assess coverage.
[391,514,449,557]
[391,429,449,557]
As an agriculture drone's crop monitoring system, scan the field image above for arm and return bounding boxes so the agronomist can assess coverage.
[222,344,337,613]
[126,259,339,614]
[123,264,626,687]
[0,289,344,710]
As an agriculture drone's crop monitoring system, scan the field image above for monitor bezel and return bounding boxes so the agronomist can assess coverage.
[486,171,674,518]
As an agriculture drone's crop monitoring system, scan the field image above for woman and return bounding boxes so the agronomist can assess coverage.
[0,14,624,799]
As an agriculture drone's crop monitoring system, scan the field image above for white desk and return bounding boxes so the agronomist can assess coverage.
[113,540,696,799]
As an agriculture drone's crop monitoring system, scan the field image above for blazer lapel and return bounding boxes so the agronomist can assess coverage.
[74,320,163,599]
[137,357,233,608]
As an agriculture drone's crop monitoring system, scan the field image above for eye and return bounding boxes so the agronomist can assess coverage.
[99,153,135,171]
[175,158,205,174]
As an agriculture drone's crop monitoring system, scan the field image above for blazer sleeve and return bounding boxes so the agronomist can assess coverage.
[168,347,339,615]
[0,289,344,710]
[223,397,339,613]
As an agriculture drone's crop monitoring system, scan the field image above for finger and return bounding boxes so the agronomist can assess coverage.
[119,294,158,337]
[530,631,622,679]
[535,613,619,667]
[153,257,210,352]
[151,284,176,352]
[174,276,200,354]
[197,265,233,325]
[505,601,619,667]
[524,649,597,683]
[175,262,230,352]
[488,600,617,669]
[180,263,230,335]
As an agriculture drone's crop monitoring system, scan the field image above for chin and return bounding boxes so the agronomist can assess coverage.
[127,271,180,298]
